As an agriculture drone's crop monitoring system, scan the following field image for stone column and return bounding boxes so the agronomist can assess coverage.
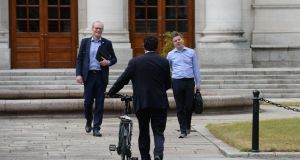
[197,0,252,68]
[201,0,245,42]
[79,0,132,69]
[0,0,10,69]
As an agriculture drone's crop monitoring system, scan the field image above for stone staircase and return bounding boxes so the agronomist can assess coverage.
[2,68,300,113]
[201,68,300,98]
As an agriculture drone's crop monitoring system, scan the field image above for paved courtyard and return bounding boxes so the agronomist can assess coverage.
[0,103,299,160]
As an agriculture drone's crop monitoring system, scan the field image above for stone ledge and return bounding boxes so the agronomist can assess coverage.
[251,45,300,49]
[0,95,252,113]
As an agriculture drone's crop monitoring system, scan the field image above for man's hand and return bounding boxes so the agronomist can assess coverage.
[195,85,201,92]
[99,57,110,66]
[76,76,84,84]
[104,92,112,98]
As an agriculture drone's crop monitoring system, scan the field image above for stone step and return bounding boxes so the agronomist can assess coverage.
[2,79,300,85]
[0,95,253,113]
[0,75,300,84]
[1,68,300,99]
[204,84,300,89]
[0,89,172,99]
[2,83,300,91]
[2,74,300,81]
[2,68,300,76]
[201,68,300,75]
[1,68,300,113]
[202,75,300,80]
[205,89,300,98]
[203,79,300,84]
[0,69,122,76]
[1,87,300,99]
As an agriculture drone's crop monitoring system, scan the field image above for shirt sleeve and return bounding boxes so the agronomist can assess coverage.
[192,51,201,86]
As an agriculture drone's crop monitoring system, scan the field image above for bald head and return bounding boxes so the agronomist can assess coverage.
[92,21,104,40]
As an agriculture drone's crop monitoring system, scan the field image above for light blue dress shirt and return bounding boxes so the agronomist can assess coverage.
[167,47,201,86]
[89,37,101,70]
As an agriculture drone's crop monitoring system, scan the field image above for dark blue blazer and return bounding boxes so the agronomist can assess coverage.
[108,52,171,113]
[76,37,117,89]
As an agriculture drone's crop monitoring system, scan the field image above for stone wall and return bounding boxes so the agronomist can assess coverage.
[2,0,300,69]
[251,0,300,67]
[0,0,10,69]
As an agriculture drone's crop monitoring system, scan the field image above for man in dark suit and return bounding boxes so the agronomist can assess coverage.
[76,21,117,137]
[108,36,171,160]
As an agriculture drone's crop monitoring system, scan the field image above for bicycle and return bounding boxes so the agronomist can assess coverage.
[109,94,138,160]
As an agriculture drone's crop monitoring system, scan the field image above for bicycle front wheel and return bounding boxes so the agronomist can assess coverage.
[121,135,127,160]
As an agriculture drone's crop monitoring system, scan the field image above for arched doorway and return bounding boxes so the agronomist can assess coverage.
[10,0,78,68]
[129,0,195,57]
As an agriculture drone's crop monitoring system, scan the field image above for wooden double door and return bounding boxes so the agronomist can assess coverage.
[10,0,78,68]
[129,0,195,57]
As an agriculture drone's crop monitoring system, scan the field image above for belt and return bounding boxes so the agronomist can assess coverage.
[173,78,194,81]
[89,70,101,74]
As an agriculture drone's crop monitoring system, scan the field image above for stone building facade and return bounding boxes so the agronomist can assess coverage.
[0,0,300,69]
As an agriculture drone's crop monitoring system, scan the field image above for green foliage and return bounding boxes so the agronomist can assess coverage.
[161,31,173,58]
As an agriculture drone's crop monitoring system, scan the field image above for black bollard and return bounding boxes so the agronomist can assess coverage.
[252,90,260,152]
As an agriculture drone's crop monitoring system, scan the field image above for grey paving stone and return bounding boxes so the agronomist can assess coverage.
[0,105,299,160]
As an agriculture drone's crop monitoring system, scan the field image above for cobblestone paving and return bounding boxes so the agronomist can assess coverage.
[1,105,299,160]
[0,114,225,160]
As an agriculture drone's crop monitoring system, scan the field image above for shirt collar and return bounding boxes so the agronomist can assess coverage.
[91,37,101,43]
[174,46,187,53]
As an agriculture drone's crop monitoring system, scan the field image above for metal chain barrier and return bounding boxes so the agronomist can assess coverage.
[260,98,300,112]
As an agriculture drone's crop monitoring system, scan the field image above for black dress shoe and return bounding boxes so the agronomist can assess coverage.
[178,133,187,138]
[154,155,162,160]
[85,122,92,133]
[186,129,191,134]
[93,130,102,137]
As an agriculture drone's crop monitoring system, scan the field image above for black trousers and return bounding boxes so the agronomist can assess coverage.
[136,108,167,160]
[83,71,105,131]
[172,78,195,134]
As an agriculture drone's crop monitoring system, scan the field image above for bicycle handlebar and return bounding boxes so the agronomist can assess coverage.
[105,92,133,102]
[121,95,132,102]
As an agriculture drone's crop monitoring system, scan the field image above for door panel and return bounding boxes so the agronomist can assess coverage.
[11,0,43,68]
[45,37,73,67]
[130,0,160,57]
[14,35,43,67]
[129,0,194,57]
[10,0,77,68]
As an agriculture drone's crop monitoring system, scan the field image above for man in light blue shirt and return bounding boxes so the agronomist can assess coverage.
[167,31,201,138]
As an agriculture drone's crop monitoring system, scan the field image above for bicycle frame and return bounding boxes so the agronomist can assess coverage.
[118,115,133,159]
[109,94,138,160]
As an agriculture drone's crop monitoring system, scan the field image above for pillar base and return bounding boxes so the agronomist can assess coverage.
[197,42,253,68]
[0,48,11,69]
[0,30,10,69]
[200,30,247,43]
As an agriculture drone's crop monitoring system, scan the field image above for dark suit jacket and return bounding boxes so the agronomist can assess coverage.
[76,37,117,89]
[108,51,171,113]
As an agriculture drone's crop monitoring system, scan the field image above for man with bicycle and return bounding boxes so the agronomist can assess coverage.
[108,36,171,160]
